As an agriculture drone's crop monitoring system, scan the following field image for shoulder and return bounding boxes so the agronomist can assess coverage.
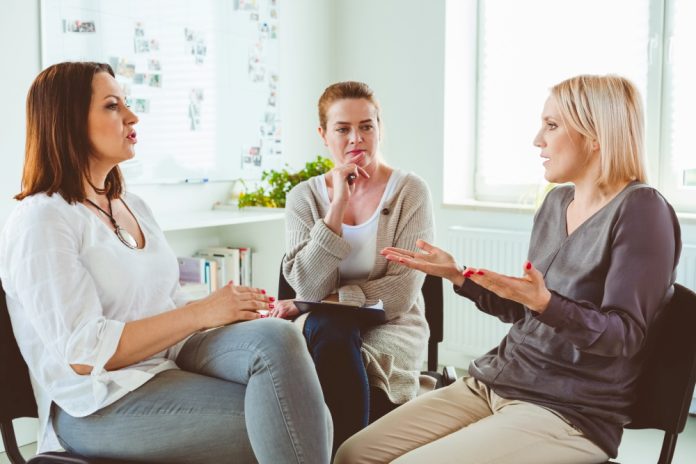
[621,183,672,209]
[617,184,677,223]
[5,193,75,231]
[286,176,322,208]
[392,170,431,199]
[122,191,155,219]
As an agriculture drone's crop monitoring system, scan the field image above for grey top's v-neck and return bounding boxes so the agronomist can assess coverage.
[456,182,681,458]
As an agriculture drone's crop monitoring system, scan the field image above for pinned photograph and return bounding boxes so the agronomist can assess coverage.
[235,0,258,11]
[148,74,162,88]
[110,57,135,79]
[148,59,161,71]
[62,19,96,33]
[248,42,265,83]
[134,38,150,53]
[133,73,146,85]
[188,88,204,131]
[134,98,150,114]
[184,28,207,64]
[241,146,262,168]
[134,22,145,37]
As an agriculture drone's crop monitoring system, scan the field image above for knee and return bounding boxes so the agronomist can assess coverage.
[305,313,362,351]
[333,433,366,464]
[255,318,306,356]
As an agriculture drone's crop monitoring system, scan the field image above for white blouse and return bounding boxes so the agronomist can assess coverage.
[0,192,187,452]
[314,169,403,284]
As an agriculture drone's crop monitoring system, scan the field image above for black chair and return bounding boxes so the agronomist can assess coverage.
[277,259,456,386]
[607,283,696,464]
[0,281,139,464]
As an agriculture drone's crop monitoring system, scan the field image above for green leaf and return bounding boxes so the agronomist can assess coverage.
[238,156,334,208]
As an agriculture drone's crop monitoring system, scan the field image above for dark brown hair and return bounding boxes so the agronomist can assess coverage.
[16,61,124,202]
[318,81,381,131]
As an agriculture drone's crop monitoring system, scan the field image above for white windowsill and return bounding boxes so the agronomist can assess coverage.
[443,199,696,223]
[442,199,536,215]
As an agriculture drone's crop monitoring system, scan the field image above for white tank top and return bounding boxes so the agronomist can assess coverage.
[313,169,403,284]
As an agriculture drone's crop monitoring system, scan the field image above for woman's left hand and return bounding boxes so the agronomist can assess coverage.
[466,261,552,313]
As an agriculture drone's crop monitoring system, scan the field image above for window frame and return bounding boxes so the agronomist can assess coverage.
[443,0,696,213]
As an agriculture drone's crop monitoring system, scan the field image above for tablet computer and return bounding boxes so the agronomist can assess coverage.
[293,300,386,326]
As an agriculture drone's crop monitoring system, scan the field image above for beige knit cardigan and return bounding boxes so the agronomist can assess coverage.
[283,170,435,404]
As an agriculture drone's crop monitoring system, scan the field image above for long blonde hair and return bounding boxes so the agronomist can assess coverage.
[551,75,647,187]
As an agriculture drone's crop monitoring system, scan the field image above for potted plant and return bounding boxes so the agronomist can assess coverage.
[237,156,334,208]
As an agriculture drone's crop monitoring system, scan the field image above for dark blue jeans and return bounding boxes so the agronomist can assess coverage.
[303,311,398,454]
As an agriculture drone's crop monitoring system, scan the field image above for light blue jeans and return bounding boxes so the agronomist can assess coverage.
[53,318,332,463]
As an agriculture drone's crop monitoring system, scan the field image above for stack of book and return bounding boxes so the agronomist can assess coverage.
[177,247,252,301]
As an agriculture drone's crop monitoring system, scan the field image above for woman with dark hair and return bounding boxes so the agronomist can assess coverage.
[0,62,331,464]
[335,75,681,464]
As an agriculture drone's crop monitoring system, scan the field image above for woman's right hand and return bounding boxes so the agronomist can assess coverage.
[326,154,371,206]
[381,239,466,286]
[324,156,370,234]
[269,299,300,319]
[193,284,272,330]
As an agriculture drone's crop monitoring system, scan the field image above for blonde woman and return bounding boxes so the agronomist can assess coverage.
[336,75,682,463]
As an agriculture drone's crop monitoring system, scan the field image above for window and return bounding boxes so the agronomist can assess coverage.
[444,0,696,212]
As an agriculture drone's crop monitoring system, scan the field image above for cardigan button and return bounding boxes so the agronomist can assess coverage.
[381,208,390,215]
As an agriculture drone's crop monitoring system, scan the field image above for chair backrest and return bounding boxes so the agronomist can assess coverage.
[627,283,696,433]
[0,279,38,423]
[277,259,444,370]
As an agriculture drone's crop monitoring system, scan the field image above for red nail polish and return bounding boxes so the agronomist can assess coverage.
[269,304,275,309]
[269,296,276,302]
[261,289,266,294]
[526,262,532,270]
[476,271,484,275]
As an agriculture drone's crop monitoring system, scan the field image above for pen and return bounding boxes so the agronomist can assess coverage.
[184,178,209,184]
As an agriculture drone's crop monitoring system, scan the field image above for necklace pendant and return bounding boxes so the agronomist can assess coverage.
[116,226,139,249]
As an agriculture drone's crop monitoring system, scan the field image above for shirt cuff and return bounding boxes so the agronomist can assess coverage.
[338,284,366,307]
[453,278,485,300]
[535,290,567,328]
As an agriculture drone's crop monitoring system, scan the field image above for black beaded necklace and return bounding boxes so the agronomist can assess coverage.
[85,198,139,249]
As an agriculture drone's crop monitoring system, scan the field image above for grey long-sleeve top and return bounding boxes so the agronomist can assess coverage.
[457,182,681,458]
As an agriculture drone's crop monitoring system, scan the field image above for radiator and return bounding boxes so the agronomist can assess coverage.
[440,226,530,366]
[439,227,696,369]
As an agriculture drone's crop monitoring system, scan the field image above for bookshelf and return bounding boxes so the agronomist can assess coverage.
[158,208,286,296]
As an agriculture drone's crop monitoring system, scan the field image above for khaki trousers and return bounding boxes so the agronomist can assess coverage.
[335,376,609,464]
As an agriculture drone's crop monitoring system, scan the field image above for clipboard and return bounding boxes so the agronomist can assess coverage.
[293,300,386,326]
